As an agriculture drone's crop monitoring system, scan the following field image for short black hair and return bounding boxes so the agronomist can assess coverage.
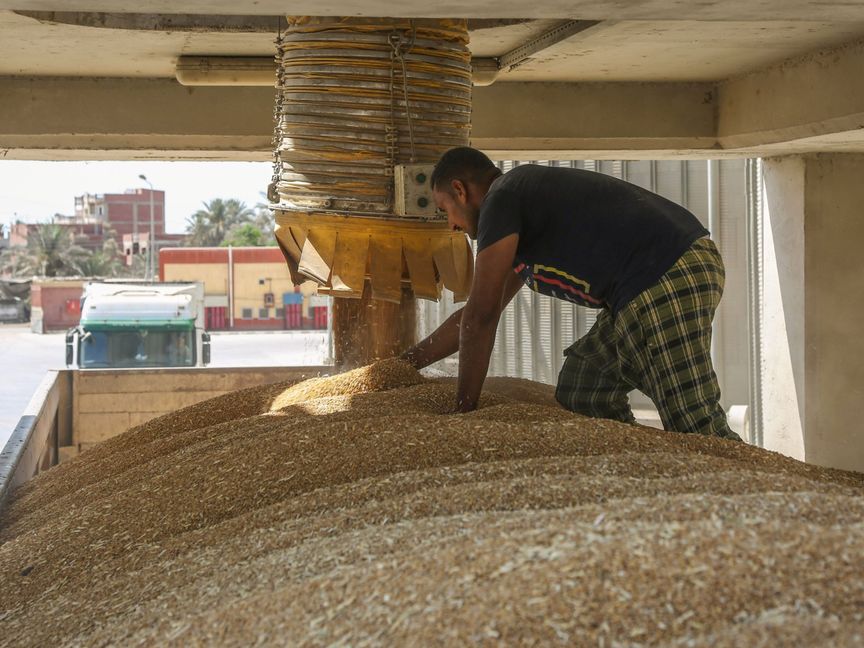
[430,146,498,193]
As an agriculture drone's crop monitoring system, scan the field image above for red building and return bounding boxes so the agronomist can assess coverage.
[30,278,85,333]
[12,188,184,257]
[73,189,165,240]
[70,189,184,255]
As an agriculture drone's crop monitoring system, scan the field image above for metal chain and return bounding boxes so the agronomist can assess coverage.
[385,34,399,172]
[268,24,285,206]
[384,31,401,209]
[389,23,417,163]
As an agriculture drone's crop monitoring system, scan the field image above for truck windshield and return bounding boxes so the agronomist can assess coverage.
[79,329,195,368]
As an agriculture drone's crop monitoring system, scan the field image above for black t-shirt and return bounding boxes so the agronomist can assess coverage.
[476,164,709,313]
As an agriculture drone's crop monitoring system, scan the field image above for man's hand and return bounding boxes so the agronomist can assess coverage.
[456,233,520,412]
[400,308,464,370]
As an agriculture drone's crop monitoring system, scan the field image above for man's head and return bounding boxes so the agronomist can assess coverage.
[431,147,500,239]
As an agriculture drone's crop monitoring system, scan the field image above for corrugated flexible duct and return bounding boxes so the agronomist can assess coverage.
[272,17,474,304]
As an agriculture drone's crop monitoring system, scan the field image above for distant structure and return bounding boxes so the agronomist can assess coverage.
[66,189,184,263]
[5,222,31,248]
[11,188,184,264]
[160,247,328,332]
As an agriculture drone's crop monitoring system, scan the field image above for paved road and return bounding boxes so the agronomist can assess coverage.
[0,324,66,451]
[0,325,329,451]
[209,330,329,368]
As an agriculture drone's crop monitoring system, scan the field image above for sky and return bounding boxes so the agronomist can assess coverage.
[0,160,272,235]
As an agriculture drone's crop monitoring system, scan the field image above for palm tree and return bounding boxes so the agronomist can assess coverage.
[0,224,87,277]
[185,198,254,247]
[33,223,87,277]
[253,191,277,243]
[220,193,278,248]
[32,224,88,276]
[70,251,122,277]
[0,245,35,278]
[222,222,266,247]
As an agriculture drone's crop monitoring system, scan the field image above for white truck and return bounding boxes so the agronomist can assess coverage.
[65,282,211,369]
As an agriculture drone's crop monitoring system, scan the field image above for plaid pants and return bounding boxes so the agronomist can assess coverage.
[555,237,741,441]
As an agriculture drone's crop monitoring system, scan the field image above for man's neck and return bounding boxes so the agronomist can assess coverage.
[481,168,503,194]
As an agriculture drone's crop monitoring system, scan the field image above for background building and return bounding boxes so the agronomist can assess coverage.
[70,188,185,260]
[5,222,31,248]
[11,188,184,260]
[30,278,84,333]
[159,247,327,331]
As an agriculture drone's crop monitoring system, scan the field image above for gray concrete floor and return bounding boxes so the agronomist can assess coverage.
[0,325,329,451]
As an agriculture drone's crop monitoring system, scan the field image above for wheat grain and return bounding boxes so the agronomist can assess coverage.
[0,359,861,646]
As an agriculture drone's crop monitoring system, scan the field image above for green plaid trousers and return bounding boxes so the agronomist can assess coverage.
[555,237,742,441]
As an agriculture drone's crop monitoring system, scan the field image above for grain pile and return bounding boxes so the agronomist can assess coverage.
[1,359,863,646]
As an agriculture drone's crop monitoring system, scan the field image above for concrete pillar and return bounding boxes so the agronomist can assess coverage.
[760,154,864,472]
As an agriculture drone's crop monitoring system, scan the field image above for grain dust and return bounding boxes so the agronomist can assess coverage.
[0,358,862,646]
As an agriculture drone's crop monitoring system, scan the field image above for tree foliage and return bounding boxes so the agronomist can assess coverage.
[252,192,277,243]
[222,222,266,247]
[184,196,277,248]
[0,224,88,277]
[0,224,135,279]
[185,198,254,247]
[70,250,123,277]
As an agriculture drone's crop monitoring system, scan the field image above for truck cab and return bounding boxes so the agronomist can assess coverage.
[66,282,210,369]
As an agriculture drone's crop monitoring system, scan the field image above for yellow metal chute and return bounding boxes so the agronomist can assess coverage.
[275,211,473,304]
[270,17,473,304]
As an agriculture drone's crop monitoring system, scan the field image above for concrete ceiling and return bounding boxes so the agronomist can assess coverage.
[2,3,864,159]
[4,1,864,21]
[505,21,864,82]
[3,11,864,83]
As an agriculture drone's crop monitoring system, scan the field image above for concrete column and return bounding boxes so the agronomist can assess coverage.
[760,154,864,472]
[760,157,806,460]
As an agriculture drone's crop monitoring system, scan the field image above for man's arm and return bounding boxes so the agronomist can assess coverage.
[401,251,522,371]
[456,233,520,412]
[400,306,464,370]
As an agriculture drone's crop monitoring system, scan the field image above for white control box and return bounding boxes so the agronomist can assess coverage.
[394,164,440,219]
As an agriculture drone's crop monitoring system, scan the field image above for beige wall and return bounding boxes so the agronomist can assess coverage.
[162,259,299,320]
[232,261,295,320]
[164,262,227,295]
[761,153,864,472]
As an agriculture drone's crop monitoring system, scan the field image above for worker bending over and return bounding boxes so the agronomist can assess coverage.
[401,146,742,441]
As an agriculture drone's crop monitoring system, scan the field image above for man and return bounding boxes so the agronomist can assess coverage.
[401,146,741,441]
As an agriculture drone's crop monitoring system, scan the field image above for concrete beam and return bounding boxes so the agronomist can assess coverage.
[0,77,274,160]
[13,12,529,32]
[3,1,864,21]
[471,82,718,158]
[718,39,864,150]
[0,77,720,161]
[4,69,864,161]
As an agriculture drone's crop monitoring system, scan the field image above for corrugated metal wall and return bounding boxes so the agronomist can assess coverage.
[417,158,751,417]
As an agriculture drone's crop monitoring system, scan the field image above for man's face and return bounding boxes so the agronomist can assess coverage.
[433,180,481,240]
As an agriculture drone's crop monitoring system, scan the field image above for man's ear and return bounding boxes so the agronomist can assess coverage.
[450,179,468,203]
